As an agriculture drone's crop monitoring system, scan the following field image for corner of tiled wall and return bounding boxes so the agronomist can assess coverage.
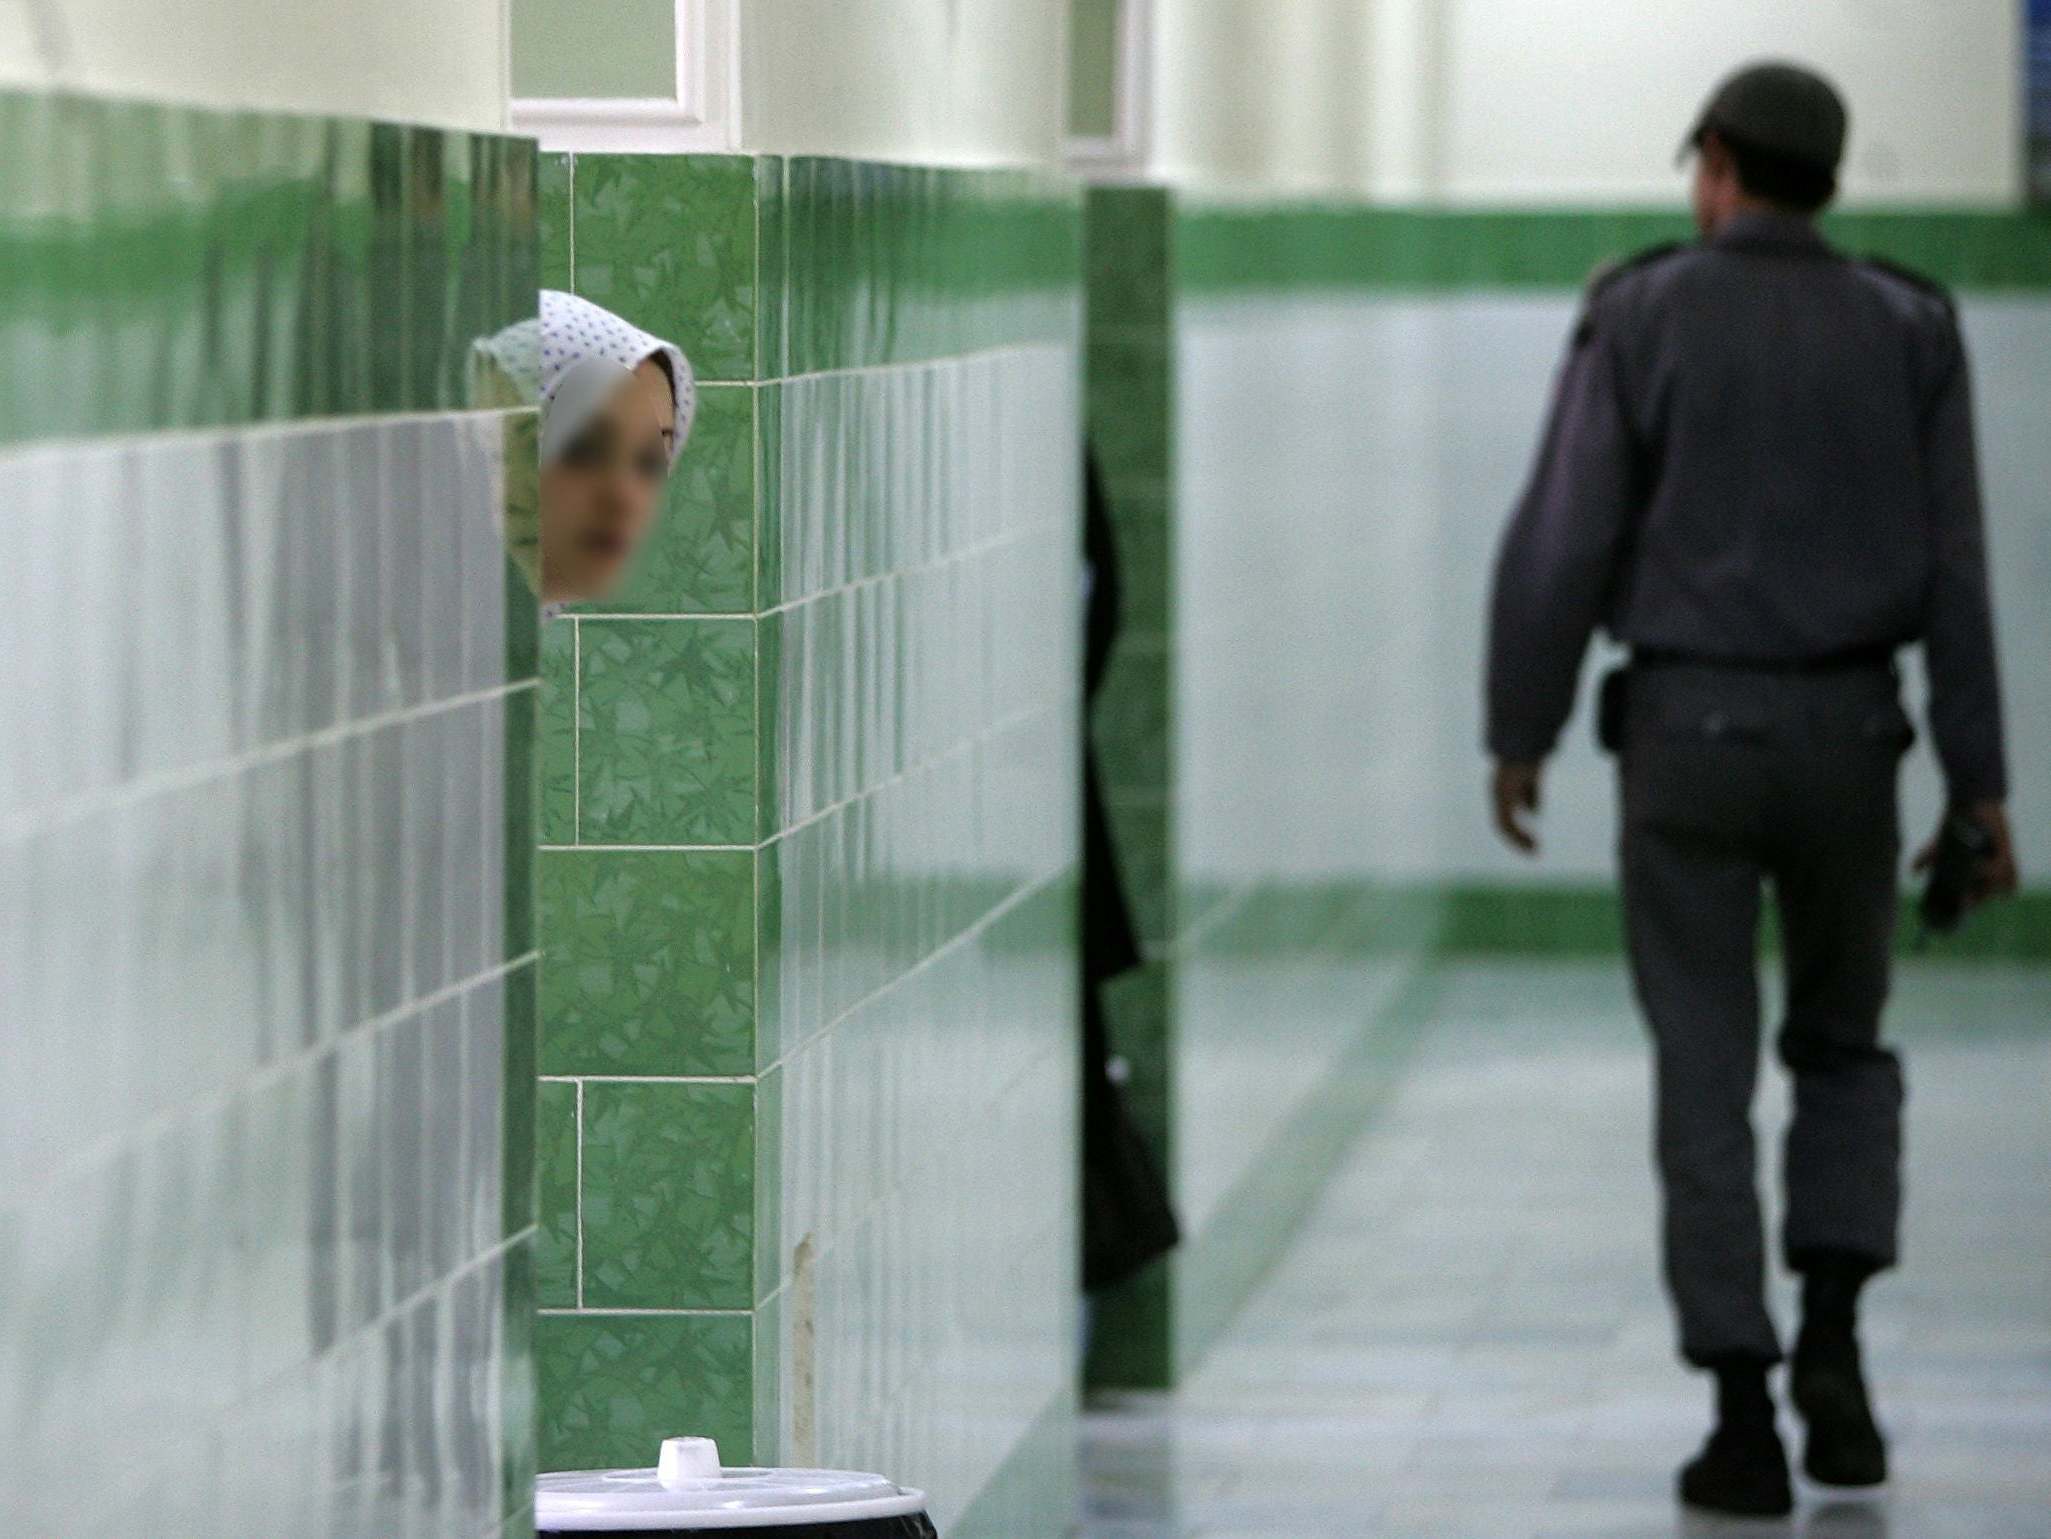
[1079,183,1182,1392]
[535,149,772,1468]
[533,149,1087,1531]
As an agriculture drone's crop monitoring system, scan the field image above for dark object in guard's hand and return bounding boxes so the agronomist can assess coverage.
[1919,809,1995,936]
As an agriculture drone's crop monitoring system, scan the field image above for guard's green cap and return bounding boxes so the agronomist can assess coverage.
[1684,60,1849,177]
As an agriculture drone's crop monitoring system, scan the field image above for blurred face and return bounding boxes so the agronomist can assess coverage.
[539,358,675,604]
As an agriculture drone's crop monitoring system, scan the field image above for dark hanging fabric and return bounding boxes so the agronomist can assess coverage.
[1080,448,1180,1293]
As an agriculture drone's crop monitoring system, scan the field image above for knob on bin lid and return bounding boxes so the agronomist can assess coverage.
[537,1437,929,1531]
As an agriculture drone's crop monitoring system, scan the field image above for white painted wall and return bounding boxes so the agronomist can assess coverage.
[1144,0,2024,205]
[739,0,1068,166]
[1148,0,1380,195]
[0,0,507,131]
[1433,0,2023,206]
[511,0,1070,164]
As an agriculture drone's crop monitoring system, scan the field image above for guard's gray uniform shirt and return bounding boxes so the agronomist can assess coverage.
[1485,210,2008,803]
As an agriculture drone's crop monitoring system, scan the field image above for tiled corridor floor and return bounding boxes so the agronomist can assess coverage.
[1079,960,2051,1538]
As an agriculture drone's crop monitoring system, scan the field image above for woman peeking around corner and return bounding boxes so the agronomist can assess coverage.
[474,290,696,609]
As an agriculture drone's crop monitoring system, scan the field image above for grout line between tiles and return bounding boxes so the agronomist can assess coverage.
[242,1227,536,1410]
[750,369,764,884]
[574,509,1073,627]
[24,950,544,1215]
[545,1075,757,1085]
[751,862,1069,1085]
[690,339,1070,393]
[760,1135,1073,1317]
[538,864,1075,1316]
[762,693,1073,848]
[753,156,764,384]
[2,678,537,847]
[535,693,1070,859]
[540,843,747,854]
[0,404,537,466]
[574,1078,584,1310]
[539,1307,754,1318]
[571,616,581,842]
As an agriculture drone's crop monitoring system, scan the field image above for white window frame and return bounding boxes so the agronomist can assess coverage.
[510,0,740,154]
[1066,0,1154,174]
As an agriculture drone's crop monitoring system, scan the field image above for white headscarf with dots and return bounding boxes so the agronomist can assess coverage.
[475,290,696,467]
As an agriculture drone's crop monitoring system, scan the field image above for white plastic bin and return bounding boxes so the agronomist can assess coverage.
[538,1437,937,1537]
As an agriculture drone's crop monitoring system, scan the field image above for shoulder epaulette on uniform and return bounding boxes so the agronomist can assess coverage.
[1574,242,1685,342]
[1858,254,1958,316]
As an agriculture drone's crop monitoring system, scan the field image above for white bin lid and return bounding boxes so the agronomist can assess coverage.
[538,1438,929,1532]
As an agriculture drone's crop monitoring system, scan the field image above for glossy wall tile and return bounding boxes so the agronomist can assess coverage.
[0,91,540,1539]
[0,94,533,448]
[534,154,1083,1536]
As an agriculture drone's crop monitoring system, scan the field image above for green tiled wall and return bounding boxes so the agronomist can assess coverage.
[535,154,1083,1532]
[0,91,540,1537]
[1079,186,1179,1389]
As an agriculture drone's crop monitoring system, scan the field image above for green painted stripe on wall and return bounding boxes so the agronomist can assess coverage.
[1434,883,2051,961]
[1161,880,2051,961]
[0,90,537,446]
[1437,885,1625,955]
[1175,206,2051,294]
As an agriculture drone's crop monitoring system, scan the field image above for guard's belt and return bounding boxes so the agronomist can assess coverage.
[1631,642,1899,675]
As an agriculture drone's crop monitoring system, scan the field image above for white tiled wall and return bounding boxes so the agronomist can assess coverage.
[757,342,1082,1532]
[0,416,535,1537]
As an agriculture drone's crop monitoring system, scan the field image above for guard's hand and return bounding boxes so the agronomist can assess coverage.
[1491,760,1543,856]
[1913,799,2020,907]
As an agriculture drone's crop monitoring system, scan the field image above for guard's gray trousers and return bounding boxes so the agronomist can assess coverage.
[1617,661,1909,1367]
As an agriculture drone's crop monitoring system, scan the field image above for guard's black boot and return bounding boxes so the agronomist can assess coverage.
[1793,1257,1889,1488]
[1679,1361,1794,1518]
